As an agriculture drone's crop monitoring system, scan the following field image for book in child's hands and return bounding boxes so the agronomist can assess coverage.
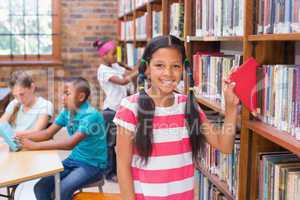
[228,57,259,113]
[0,122,21,152]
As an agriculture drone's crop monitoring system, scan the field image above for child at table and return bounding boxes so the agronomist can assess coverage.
[0,70,53,133]
[17,77,107,200]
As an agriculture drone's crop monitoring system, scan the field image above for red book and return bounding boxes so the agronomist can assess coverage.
[228,57,260,113]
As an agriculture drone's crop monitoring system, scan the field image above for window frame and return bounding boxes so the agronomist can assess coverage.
[0,0,61,66]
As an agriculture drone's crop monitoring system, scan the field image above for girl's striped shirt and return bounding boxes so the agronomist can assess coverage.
[113,93,206,200]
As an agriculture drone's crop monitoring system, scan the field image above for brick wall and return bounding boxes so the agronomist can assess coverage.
[0,0,118,114]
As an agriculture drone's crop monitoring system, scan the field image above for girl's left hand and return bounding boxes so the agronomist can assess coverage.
[223,80,239,110]
[19,138,38,150]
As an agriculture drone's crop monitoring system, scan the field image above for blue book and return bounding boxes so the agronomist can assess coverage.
[0,122,21,152]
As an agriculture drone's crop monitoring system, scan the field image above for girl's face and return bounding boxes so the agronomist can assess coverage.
[62,83,80,111]
[104,48,117,65]
[147,47,183,96]
[12,84,35,106]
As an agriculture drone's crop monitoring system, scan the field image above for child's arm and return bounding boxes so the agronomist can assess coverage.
[16,123,61,142]
[19,131,86,150]
[202,82,239,154]
[116,125,135,200]
[0,112,10,122]
[109,68,139,85]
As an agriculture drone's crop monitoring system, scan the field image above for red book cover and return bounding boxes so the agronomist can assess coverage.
[228,57,260,113]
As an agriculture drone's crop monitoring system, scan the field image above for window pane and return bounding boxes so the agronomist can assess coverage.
[38,0,52,15]
[25,35,38,54]
[25,16,38,34]
[0,1,9,17]
[25,0,38,16]
[39,16,52,34]
[11,16,24,34]
[11,35,25,54]
[39,35,52,54]
[0,36,11,55]
[0,15,11,34]
[11,0,24,16]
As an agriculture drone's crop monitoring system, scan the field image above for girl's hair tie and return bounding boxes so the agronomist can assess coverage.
[184,58,190,66]
[139,86,145,90]
[188,87,194,91]
[141,59,147,65]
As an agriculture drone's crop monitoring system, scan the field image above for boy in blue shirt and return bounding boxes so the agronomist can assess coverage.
[17,77,107,200]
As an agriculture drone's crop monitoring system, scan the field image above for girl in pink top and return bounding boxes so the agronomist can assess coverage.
[113,35,239,200]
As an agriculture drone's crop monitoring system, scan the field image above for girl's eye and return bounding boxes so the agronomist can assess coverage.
[173,65,181,68]
[155,64,163,68]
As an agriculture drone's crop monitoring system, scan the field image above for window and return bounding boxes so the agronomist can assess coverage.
[0,0,61,63]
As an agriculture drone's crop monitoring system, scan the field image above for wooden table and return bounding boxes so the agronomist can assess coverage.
[0,150,64,200]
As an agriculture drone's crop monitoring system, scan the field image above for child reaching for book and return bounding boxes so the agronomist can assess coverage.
[94,39,138,182]
[0,70,53,134]
[16,77,107,200]
[114,35,239,200]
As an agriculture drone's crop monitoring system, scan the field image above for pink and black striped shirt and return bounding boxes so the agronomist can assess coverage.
[113,93,206,200]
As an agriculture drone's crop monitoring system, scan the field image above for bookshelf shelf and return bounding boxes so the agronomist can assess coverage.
[197,165,234,200]
[245,120,300,155]
[248,33,300,41]
[149,0,162,4]
[196,95,225,115]
[187,36,243,42]
[135,4,147,12]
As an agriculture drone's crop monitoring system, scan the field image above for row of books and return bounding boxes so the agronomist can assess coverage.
[195,0,244,37]
[258,152,300,200]
[120,9,162,40]
[256,65,300,140]
[169,3,184,38]
[136,14,147,40]
[199,172,229,200]
[120,21,134,41]
[119,44,145,67]
[152,10,162,37]
[256,0,300,34]
[193,52,242,108]
[198,134,240,197]
[118,0,134,17]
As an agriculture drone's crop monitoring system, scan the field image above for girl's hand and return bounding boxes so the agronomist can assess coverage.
[19,138,38,150]
[223,80,239,112]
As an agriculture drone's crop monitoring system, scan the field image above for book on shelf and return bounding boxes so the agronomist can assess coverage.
[257,152,300,200]
[136,14,147,40]
[195,0,244,37]
[228,57,259,113]
[256,65,300,140]
[169,2,184,38]
[193,52,242,109]
[152,10,162,37]
[256,0,300,34]
[199,172,229,200]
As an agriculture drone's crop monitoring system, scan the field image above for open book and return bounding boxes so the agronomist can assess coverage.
[0,122,21,152]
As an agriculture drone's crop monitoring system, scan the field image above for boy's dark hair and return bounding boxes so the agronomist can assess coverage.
[136,35,205,164]
[66,77,91,102]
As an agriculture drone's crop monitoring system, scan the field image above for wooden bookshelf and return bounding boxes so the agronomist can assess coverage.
[197,165,234,200]
[187,36,243,42]
[248,33,300,41]
[245,120,300,155]
[196,96,225,115]
[118,1,300,199]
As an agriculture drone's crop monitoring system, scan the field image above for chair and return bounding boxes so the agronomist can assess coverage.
[0,185,18,200]
[73,192,121,200]
[79,178,105,192]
